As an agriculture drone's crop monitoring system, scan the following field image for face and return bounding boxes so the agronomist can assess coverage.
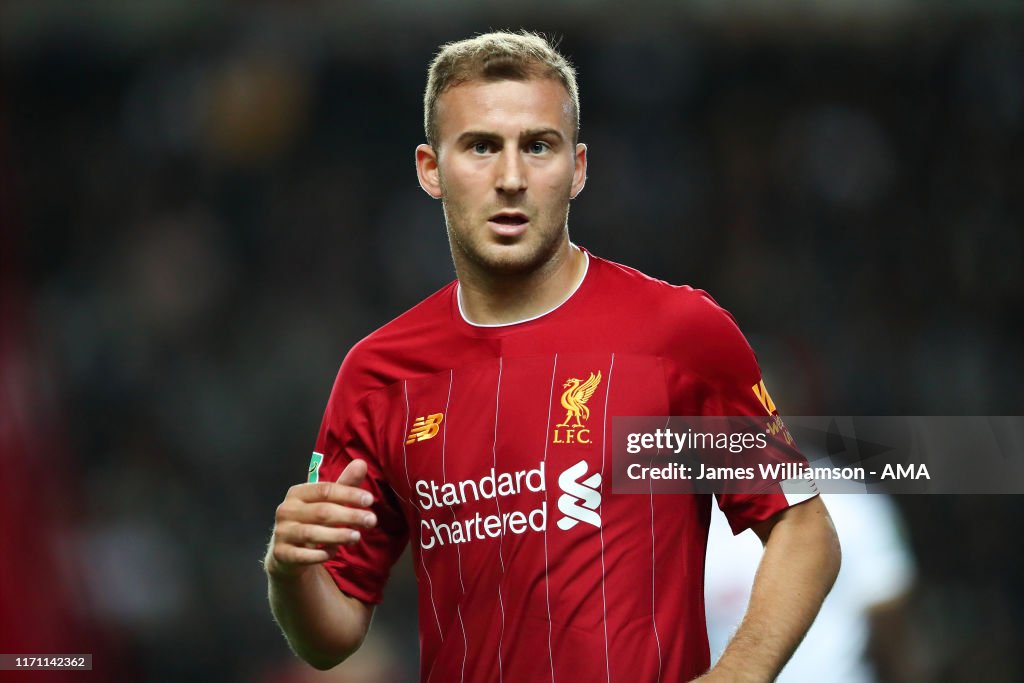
[416,77,587,281]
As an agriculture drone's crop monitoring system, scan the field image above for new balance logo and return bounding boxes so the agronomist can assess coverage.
[407,413,444,445]
[557,460,602,530]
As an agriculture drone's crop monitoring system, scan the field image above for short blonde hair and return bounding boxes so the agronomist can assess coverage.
[423,30,580,149]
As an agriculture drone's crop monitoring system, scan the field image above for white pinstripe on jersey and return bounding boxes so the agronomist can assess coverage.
[598,353,615,682]
[403,381,444,645]
[439,370,467,683]
[650,417,669,683]
[492,357,506,683]
[542,353,560,683]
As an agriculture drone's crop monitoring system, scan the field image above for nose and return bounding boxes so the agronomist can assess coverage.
[495,149,527,194]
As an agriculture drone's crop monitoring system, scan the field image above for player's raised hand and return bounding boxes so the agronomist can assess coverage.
[266,459,377,580]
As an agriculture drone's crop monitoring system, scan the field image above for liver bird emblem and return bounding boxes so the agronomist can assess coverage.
[556,371,602,428]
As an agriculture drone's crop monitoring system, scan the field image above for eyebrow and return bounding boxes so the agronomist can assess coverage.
[455,127,566,145]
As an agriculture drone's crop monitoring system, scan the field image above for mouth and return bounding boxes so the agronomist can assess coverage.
[487,211,530,237]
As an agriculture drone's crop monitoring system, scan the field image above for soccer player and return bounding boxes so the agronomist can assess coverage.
[265,31,841,682]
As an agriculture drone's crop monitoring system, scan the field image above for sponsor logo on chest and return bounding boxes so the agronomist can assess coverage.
[415,459,603,550]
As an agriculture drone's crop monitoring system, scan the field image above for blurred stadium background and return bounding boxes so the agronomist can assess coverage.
[1,1,1022,681]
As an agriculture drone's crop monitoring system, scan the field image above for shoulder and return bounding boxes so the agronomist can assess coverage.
[336,281,459,400]
[588,253,757,375]
[589,253,739,333]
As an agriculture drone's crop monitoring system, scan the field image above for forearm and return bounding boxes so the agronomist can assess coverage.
[712,499,841,682]
[265,550,372,670]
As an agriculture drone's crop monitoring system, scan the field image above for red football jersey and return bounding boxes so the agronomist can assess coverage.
[311,249,814,682]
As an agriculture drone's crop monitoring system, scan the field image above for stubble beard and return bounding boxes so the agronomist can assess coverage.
[440,191,572,281]
[444,202,570,280]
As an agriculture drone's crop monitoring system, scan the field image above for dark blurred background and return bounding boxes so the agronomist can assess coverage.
[1,2,1022,682]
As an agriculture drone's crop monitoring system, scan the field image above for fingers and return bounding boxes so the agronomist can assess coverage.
[337,459,369,488]
[280,522,365,547]
[268,516,371,577]
[272,545,331,568]
[269,459,377,577]
[288,479,373,508]
[284,459,372,505]
[286,502,377,529]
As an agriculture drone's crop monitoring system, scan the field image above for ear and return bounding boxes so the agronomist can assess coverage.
[570,143,587,199]
[416,144,443,199]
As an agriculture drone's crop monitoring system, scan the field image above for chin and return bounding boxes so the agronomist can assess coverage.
[450,220,567,277]
[478,246,542,273]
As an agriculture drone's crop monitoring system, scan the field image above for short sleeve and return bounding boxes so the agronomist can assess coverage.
[309,362,409,605]
[669,291,818,533]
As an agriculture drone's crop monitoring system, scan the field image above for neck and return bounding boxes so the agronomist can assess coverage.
[457,243,587,326]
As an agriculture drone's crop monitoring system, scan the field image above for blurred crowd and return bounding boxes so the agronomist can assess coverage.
[1,4,1022,682]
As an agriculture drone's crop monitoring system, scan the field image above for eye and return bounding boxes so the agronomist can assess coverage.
[527,141,550,154]
[472,141,493,154]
